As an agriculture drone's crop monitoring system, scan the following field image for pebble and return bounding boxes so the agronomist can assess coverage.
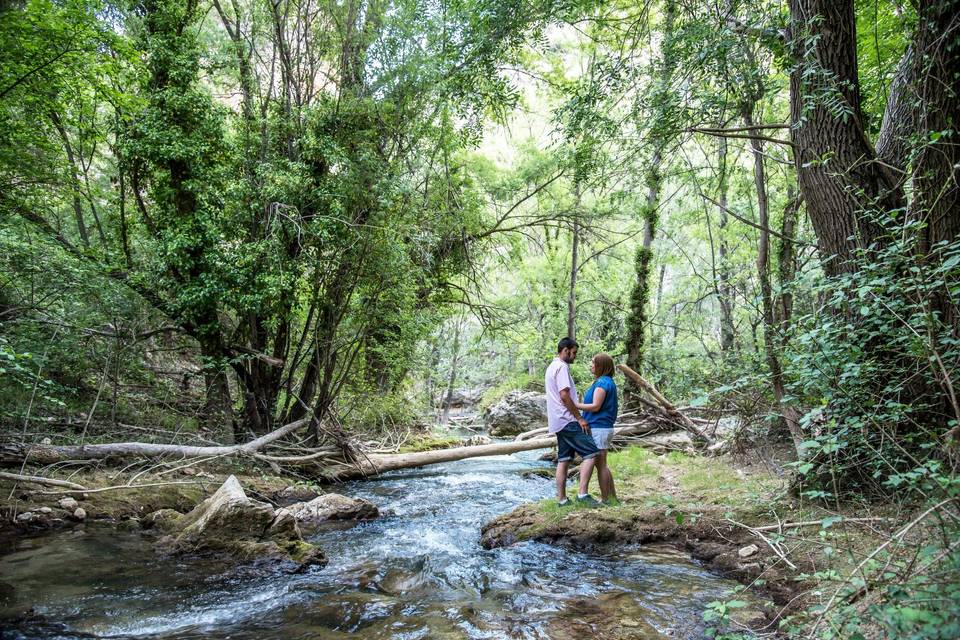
[738,544,759,558]
[59,497,79,510]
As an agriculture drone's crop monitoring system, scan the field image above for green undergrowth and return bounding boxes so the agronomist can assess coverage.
[522,446,952,639]
[610,446,773,510]
[533,446,778,529]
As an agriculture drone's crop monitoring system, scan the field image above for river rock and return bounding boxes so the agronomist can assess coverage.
[72,507,86,522]
[439,387,484,408]
[463,435,493,446]
[281,494,379,533]
[273,485,322,506]
[58,497,79,510]
[147,475,325,569]
[15,511,36,524]
[738,544,759,559]
[484,391,547,437]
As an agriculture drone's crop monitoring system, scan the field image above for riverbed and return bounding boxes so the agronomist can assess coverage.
[1,449,752,639]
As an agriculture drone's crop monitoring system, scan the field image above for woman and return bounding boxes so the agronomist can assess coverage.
[576,352,618,503]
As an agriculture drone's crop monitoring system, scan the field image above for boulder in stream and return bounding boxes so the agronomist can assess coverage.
[484,391,547,437]
[145,475,325,570]
[280,494,379,533]
[439,387,484,408]
[272,484,321,506]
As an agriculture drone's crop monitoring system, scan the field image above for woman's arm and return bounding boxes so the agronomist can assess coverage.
[576,386,606,412]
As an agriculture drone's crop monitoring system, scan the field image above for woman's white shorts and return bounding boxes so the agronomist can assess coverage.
[591,427,614,450]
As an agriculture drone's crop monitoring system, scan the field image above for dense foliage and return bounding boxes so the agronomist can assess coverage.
[1,0,957,635]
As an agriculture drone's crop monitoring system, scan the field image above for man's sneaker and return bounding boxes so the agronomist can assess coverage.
[557,498,573,508]
[576,494,602,508]
[601,497,620,507]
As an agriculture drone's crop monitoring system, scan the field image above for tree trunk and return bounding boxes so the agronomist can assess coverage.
[777,186,800,330]
[909,0,960,336]
[716,134,735,354]
[424,331,441,412]
[567,186,580,340]
[787,0,904,277]
[625,0,677,374]
[199,337,237,444]
[49,110,90,249]
[440,317,463,426]
[1,418,310,465]
[333,425,650,480]
[744,107,804,454]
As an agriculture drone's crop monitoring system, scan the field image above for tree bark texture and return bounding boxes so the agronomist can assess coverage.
[787,0,904,277]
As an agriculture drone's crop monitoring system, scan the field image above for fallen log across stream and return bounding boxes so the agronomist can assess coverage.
[0,417,311,466]
[1,423,655,484]
[329,425,653,480]
[2,370,718,484]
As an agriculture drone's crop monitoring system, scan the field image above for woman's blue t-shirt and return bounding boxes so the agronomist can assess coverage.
[582,375,617,429]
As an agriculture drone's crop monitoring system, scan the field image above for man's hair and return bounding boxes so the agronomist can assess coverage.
[557,337,579,352]
[592,353,615,378]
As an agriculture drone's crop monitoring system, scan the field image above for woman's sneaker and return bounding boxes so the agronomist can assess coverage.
[576,494,602,508]
[558,498,573,507]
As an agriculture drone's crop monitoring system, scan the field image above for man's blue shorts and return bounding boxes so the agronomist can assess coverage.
[556,421,599,463]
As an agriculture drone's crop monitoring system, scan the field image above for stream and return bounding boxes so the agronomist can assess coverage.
[1,448,753,639]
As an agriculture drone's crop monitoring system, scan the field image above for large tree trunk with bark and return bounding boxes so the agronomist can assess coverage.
[788,0,960,428]
[909,0,960,335]
[787,0,904,277]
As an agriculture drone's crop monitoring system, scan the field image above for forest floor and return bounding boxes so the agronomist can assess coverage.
[480,445,901,633]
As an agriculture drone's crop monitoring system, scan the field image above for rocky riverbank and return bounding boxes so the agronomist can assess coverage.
[1,468,378,565]
[480,445,893,628]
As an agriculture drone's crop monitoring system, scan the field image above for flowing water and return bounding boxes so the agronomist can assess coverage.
[1,449,753,639]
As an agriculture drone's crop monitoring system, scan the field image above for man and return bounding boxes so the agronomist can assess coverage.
[544,337,601,507]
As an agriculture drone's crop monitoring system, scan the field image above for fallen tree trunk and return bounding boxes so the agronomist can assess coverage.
[0,471,88,491]
[0,417,311,465]
[330,425,649,480]
[616,364,713,444]
[514,427,549,441]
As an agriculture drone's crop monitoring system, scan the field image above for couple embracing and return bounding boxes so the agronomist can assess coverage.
[544,336,618,507]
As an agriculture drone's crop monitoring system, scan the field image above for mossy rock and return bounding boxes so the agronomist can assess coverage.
[147,475,326,571]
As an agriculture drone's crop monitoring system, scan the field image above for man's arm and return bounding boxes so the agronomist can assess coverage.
[560,388,590,433]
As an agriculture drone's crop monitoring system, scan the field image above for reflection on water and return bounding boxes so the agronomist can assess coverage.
[0,449,750,639]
